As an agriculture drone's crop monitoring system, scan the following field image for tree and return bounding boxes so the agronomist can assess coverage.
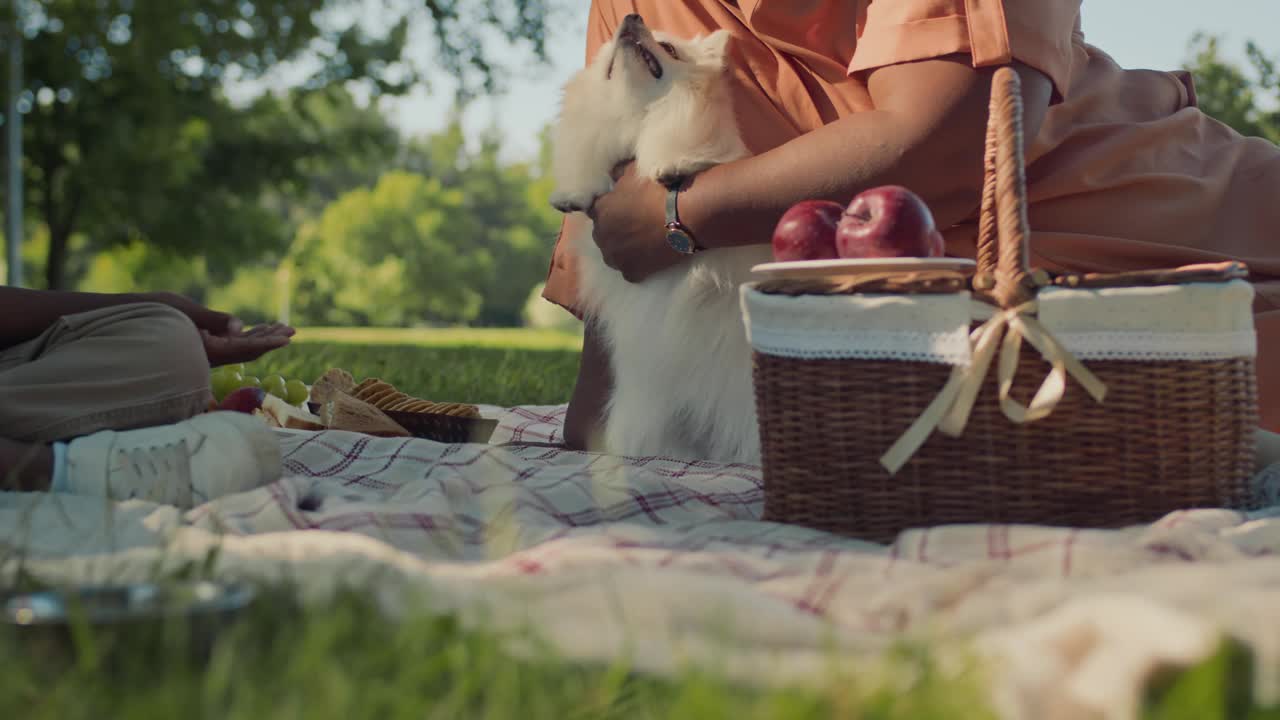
[2,0,557,289]
[287,170,491,326]
[276,121,561,328]
[51,83,400,309]
[409,0,558,99]
[398,123,561,325]
[1184,33,1280,143]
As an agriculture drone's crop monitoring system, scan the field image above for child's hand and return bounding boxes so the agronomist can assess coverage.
[141,291,295,366]
[200,323,295,367]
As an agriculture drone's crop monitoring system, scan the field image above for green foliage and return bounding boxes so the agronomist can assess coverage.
[279,123,561,328]
[273,87,407,217]
[49,115,564,329]
[0,224,90,289]
[5,0,556,289]
[79,240,211,300]
[205,265,285,325]
[288,171,490,326]
[1142,641,1265,720]
[390,122,563,326]
[413,0,560,99]
[1184,34,1280,143]
[33,82,402,299]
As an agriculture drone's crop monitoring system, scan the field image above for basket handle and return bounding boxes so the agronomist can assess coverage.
[973,67,1037,309]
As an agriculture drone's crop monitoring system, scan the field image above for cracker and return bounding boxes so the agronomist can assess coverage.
[355,382,392,404]
[371,389,404,408]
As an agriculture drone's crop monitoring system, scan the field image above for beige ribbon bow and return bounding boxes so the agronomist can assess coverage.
[880,299,1109,474]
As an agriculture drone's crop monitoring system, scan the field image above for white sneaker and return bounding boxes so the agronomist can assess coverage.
[64,412,282,508]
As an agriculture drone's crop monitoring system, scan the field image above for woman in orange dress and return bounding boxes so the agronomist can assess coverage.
[545,1,1280,460]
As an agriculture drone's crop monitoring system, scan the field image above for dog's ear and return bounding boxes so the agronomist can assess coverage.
[693,30,733,67]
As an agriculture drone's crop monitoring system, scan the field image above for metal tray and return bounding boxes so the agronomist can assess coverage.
[4,581,255,627]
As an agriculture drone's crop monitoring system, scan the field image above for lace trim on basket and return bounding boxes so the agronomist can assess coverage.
[748,328,972,365]
[1054,330,1258,361]
[748,328,1256,364]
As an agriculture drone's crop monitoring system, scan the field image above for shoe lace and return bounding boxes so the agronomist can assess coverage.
[115,436,204,505]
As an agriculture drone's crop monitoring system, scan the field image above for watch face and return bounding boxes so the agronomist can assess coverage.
[666,227,694,255]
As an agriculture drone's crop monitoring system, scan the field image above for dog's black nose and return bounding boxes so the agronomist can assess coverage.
[622,13,643,28]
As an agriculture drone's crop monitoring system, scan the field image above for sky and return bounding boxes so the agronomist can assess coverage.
[378,0,1280,163]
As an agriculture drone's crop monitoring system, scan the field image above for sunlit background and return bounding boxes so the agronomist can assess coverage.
[1,0,1277,334]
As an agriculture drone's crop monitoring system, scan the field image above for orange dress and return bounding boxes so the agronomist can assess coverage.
[542,0,1280,430]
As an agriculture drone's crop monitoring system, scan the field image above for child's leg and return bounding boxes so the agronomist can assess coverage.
[0,302,212,444]
[0,302,286,507]
[1,414,283,507]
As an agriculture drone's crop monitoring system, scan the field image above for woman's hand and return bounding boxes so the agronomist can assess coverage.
[587,163,685,283]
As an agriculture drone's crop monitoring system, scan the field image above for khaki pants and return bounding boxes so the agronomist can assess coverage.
[0,303,211,444]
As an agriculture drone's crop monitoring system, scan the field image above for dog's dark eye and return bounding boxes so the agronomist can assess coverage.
[658,41,679,59]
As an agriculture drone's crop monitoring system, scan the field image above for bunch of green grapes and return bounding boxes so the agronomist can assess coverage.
[211,364,309,406]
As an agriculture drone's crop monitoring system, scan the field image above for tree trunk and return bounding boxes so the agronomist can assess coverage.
[41,173,81,290]
[45,226,69,290]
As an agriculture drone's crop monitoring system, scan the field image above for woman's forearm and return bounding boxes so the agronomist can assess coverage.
[685,59,1053,250]
[0,288,150,347]
[683,109,936,250]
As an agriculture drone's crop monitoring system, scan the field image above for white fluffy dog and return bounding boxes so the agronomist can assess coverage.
[550,14,769,464]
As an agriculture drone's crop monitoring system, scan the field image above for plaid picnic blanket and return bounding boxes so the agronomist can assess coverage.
[7,405,1280,720]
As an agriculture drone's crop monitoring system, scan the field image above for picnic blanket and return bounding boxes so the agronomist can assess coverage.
[6,404,1280,720]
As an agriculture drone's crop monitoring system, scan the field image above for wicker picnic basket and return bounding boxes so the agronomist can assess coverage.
[740,68,1260,543]
[383,410,498,444]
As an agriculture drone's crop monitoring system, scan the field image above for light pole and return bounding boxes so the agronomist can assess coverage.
[4,0,22,287]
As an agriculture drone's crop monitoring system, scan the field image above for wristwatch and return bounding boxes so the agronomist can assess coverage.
[664,183,703,255]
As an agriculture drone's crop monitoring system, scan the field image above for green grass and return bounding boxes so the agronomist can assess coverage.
[0,583,997,720]
[2,327,1272,718]
[244,327,585,407]
[295,326,584,351]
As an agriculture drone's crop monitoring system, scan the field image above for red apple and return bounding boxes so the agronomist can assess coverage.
[218,386,267,414]
[771,200,843,261]
[836,186,945,259]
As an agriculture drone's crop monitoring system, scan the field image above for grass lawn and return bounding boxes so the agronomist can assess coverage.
[0,328,1265,718]
[262,326,584,407]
